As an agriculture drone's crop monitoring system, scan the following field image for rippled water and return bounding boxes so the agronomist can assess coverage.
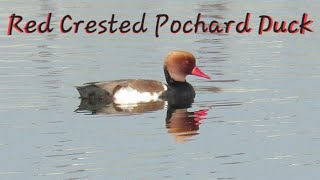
[0,1,319,180]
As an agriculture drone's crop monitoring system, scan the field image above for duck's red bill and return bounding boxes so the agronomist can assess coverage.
[191,66,211,79]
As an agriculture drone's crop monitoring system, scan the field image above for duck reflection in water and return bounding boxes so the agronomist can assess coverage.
[165,106,208,143]
[76,97,208,143]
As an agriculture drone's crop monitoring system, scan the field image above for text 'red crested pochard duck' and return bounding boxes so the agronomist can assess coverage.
[76,50,211,106]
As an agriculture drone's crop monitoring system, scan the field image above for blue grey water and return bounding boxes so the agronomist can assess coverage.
[0,0,319,179]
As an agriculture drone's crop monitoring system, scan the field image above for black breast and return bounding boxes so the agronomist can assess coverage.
[160,81,195,108]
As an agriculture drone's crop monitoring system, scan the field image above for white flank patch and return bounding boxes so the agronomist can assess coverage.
[113,86,164,105]
[162,83,168,91]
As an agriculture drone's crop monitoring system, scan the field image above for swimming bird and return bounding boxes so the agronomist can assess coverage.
[76,50,210,106]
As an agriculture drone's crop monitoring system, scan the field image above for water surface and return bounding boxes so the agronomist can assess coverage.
[0,1,319,180]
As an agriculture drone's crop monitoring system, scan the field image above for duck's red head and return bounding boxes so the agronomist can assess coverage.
[164,51,211,82]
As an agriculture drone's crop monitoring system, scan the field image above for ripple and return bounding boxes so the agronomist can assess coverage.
[0,171,21,175]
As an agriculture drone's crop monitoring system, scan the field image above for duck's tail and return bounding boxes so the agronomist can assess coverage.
[76,85,112,103]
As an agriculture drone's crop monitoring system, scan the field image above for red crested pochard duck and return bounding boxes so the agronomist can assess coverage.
[76,50,211,105]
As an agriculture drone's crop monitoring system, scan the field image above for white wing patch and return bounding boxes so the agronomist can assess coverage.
[113,86,165,105]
